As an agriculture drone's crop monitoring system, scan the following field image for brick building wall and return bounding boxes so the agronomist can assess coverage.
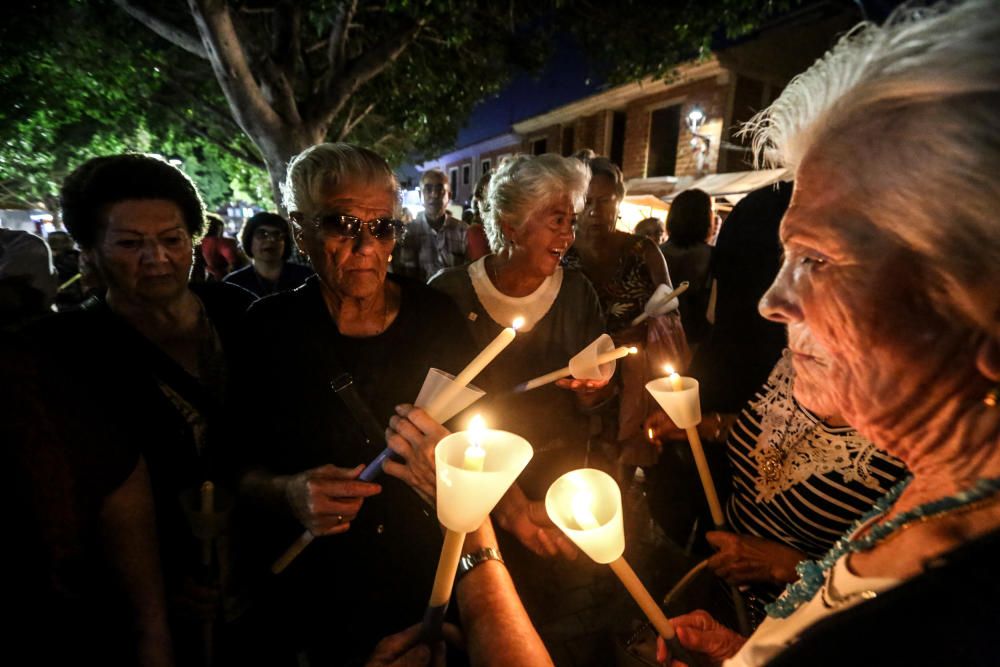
[437,142,519,207]
[621,75,730,181]
[521,124,563,156]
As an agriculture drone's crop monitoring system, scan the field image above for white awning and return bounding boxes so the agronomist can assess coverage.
[663,168,792,204]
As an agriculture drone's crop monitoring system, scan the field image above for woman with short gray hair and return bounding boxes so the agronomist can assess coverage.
[656,1,1000,664]
[432,153,611,559]
[232,142,485,663]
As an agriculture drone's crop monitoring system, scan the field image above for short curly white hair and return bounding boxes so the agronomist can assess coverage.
[485,153,590,252]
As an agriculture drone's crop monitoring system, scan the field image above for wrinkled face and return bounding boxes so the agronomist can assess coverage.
[296,181,396,300]
[421,175,450,219]
[759,158,965,431]
[89,199,192,303]
[505,194,576,277]
[251,224,286,263]
[581,173,620,233]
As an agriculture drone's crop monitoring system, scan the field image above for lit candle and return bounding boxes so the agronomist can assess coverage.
[647,427,655,442]
[424,317,523,420]
[515,345,638,392]
[546,469,701,665]
[424,424,534,638]
[462,415,487,472]
[455,317,523,387]
[571,490,601,530]
[665,364,684,392]
[644,371,751,637]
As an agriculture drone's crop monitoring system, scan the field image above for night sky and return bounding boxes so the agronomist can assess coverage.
[454,34,605,148]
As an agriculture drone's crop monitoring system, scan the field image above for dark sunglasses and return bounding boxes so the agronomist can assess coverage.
[309,214,402,240]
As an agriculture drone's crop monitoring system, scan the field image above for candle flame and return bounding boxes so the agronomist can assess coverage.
[647,428,655,441]
[664,364,676,376]
[469,414,487,443]
[627,346,638,354]
[571,490,601,531]
[511,316,525,331]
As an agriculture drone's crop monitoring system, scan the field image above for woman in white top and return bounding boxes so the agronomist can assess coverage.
[657,1,1000,664]
[431,153,611,558]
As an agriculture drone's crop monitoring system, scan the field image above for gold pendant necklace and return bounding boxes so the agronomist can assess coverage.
[761,420,821,482]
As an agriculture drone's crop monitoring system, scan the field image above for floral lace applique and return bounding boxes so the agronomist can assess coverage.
[748,351,883,502]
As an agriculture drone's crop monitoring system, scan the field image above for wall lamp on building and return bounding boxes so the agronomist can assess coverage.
[686,107,711,174]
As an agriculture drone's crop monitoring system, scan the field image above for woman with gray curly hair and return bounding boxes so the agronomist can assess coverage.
[656,1,1000,665]
[432,153,612,560]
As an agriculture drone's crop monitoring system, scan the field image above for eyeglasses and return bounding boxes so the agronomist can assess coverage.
[253,228,286,241]
[310,214,402,241]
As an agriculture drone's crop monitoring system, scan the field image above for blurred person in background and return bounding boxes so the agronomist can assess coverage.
[224,212,313,299]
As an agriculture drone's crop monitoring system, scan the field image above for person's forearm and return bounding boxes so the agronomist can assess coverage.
[241,468,292,513]
[101,458,174,667]
[457,521,554,667]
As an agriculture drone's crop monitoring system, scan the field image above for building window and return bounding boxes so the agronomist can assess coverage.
[610,111,626,169]
[647,105,681,177]
[481,159,491,176]
[531,138,547,155]
[561,125,575,156]
[462,164,471,186]
[449,168,458,198]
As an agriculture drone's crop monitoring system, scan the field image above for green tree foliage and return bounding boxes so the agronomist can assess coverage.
[565,0,798,84]
[0,0,270,212]
[3,0,788,210]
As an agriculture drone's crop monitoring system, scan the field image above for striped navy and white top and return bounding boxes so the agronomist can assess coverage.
[725,351,907,606]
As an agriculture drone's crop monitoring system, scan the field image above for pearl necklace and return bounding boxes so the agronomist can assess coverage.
[766,475,1000,618]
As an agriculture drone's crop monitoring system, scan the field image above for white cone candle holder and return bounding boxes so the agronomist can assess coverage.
[515,335,637,392]
[424,418,533,636]
[416,368,488,424]
[645,367,752,635]
[631,281,688,326]
[272,318,514,576]
[546,469,704,667]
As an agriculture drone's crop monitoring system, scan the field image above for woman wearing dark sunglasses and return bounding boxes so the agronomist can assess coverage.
[226,143,549,664]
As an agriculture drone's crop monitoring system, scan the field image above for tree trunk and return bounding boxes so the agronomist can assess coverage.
[255,125,327,213]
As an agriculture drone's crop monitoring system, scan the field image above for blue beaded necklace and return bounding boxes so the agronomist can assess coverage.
[767,475,1000,618]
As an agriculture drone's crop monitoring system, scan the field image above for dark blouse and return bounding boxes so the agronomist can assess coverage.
[223,262,314,299]
[228,275,476,663]
[25,283,254,588]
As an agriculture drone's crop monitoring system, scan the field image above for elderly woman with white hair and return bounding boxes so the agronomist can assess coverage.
[431,153,610,560]
[654,1,1000,665]
[229,143,555,664]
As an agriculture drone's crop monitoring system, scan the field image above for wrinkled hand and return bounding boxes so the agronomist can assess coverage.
[285,464,381,535]
[364,622,458,667]
[656,610,746,667]
[555,377,609,394]
[706,531,805,585]
[496,487,577,559]
[645,410,727,444]
[383,404,449,506]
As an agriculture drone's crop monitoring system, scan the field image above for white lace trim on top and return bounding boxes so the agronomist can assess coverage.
[747,351,884,503]
[467,256,562,332]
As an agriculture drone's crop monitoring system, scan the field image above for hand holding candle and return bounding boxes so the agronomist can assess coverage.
[424,416,533,638]
[645,365,751,635]
[515,334,638,392]
[546,469,705,667]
